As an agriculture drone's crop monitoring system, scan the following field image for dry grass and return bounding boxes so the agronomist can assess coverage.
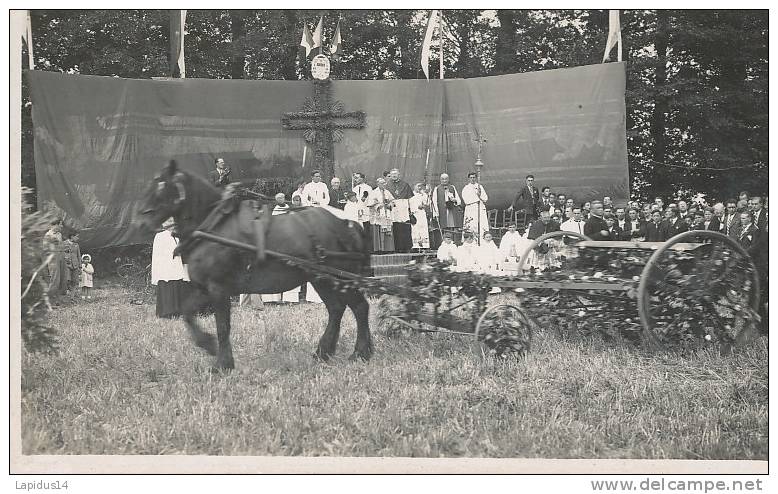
[21,285,768,459]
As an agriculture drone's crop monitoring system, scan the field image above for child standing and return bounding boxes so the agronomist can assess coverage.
[80,254,94,299]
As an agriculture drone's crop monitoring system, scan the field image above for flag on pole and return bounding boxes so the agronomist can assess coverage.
[169,9,187,77]
[312,16,324,50]
[330,19,343,60]
[602,9,622,63]
[420,9,439,80]
[23,10,34,69]
[300,22,314,57]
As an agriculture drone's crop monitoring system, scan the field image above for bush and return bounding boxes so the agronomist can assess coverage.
[21,187,58,353]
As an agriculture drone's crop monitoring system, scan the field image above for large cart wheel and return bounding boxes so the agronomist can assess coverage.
[518,230,591,272]
[637,230,760,349]
[474,304,533,357]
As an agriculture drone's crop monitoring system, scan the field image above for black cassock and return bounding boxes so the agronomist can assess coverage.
[387,179,414,253]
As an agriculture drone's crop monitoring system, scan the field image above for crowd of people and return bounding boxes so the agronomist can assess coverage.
[41,157,768,319]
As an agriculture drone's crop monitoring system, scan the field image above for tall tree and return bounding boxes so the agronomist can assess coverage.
[229,10,247,79]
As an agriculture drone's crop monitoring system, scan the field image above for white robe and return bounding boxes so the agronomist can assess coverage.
[475,241,502,274]
[342,201,362,223]
[301,181,330,207]
[151,230,189,284]
[499,231,528,260]
[409,192,430,248]
[436,242,458,263]
[461,183,490,238]
[455,241,479,272]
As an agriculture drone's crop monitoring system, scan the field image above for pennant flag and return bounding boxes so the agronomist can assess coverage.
[23,10,34,69]
[602,9,622,63]
[312,16,324,50]
[330,19,343,60]
[420,9,439,80]
[169,9,187,77]
[300,22,314,57]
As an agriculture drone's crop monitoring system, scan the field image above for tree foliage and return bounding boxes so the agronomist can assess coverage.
[21,188,58,353]
[22,9,768,202]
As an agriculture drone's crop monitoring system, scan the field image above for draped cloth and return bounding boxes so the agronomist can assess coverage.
[28,63,628,249]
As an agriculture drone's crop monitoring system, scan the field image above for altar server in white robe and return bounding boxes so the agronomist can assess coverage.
[461,171,490,240]
[436,232,458,265]
[301,169,330,207]
[342,191,363,223]
[498,223,522,260]
[476,232,502,274]
[409,183,430,249]
[260,194,301,303]
[455,233,479,272]
[475,231,503,293]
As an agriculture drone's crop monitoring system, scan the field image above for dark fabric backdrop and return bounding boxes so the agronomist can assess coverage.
[28,62,628,249]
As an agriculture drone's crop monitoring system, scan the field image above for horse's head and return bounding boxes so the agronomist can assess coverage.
[136,160,191,235]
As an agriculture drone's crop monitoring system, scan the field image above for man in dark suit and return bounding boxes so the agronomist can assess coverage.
[749,196,767,232]
[737,211,760,255]
[661,207,689,239]
[207,157,231,187]
[621,207,643,240]
[603,214,623,241]
[509,174,541,221]
[527,209,560,240]
[641,210,666,242]
[722,199,741,237]
[583,201,610,240]
[697,207,720,231]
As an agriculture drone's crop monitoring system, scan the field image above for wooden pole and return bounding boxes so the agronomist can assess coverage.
[439,10,444,80]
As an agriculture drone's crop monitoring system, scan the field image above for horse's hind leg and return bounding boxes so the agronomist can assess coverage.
[347,289,373,361]
[313,282,346,361]
[211,293,234,371]
[182,286,217,356]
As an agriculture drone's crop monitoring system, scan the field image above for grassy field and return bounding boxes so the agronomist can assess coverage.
[21,283,768,459]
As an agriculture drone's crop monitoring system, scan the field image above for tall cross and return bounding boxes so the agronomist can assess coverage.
[281,79,366,182]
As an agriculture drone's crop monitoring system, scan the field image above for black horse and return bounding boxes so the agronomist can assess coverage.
[135,160,373,370]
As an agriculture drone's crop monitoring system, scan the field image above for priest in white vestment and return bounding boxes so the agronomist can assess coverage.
[461,172,490,240]
[301,170,330,207]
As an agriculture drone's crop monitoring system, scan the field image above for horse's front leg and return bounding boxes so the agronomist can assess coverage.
[211,293,234,371]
